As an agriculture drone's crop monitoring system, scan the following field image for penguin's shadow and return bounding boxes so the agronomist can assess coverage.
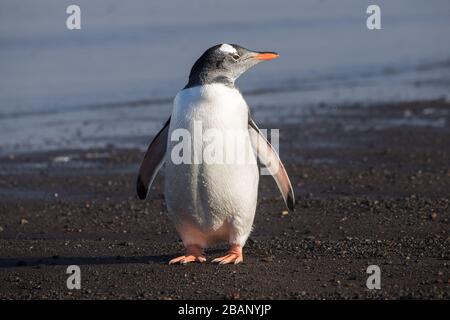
[0,249,227,268]
[0,255,169,269]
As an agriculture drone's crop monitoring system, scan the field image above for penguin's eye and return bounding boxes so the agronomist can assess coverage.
[231,54,240,61]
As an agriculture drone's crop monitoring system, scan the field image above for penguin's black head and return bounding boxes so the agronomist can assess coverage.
[185,44,279,89]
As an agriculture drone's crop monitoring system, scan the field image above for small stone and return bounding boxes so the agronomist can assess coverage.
[20,218,29,225]
[262,256,274,262]
[281,210,289,217]
[430,212,438,221]
[231,291,241,300]
[0,226,4,232]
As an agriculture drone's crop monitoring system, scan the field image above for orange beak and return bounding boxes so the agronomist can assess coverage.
[254,52,279,61]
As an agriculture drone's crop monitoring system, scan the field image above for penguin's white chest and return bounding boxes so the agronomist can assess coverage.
[165,84,259,233]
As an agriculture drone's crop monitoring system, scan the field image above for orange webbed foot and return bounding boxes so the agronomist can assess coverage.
[168,255,206,264]
[212,245,243,265]
[169,245,206,265]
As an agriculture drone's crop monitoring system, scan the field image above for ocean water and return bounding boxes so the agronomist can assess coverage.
[1,0,449,155]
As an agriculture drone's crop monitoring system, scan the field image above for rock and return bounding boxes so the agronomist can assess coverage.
[262,256,274,262]
[230,291,241,300]
[20,218,29,225]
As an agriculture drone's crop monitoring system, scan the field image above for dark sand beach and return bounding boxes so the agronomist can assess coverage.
[0,99,448,299]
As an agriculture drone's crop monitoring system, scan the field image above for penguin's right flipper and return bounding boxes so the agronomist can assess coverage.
[137,117,170,200]
[248,117,295,211]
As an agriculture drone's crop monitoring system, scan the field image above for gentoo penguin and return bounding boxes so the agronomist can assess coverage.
[137,44,295,264]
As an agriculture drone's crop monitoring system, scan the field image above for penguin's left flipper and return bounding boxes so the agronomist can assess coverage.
[248,117,295,211]
[136,117,171,200]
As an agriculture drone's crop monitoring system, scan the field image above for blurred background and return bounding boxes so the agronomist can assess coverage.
[1,0,449,155]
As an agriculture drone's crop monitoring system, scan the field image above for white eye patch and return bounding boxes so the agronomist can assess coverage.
[219,43,237,54]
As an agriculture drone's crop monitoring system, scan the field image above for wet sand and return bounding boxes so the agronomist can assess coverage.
[0,100,449,299]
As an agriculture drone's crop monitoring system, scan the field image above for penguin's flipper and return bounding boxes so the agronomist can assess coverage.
[137,117,171,200]
[248,117,295,211]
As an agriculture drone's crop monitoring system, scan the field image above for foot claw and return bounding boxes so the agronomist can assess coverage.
[212,245,243,265]
[169,245,206,264]
[169,254,206,264]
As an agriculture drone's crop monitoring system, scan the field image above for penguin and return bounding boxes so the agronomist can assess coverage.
[137,44,295,264]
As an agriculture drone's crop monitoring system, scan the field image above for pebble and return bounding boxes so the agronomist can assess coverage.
[231,291,241,300]
[262,256,274,262]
